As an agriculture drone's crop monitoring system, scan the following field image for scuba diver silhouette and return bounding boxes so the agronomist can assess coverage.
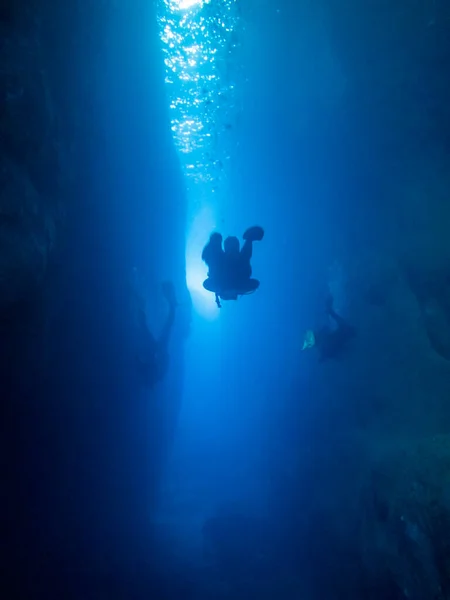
[134,276,178,388]
[302,295,355,361]
[202,225,264,308]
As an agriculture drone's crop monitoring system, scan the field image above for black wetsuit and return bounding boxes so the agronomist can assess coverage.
[315,307,355,360]
[136,302,176,387]
[203,239,253,292]
[223,239,253,287]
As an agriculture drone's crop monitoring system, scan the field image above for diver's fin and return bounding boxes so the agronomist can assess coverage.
[243,225,264,242]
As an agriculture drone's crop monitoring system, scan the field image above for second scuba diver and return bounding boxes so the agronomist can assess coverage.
[133,274,178,388]
[302,295,355,361]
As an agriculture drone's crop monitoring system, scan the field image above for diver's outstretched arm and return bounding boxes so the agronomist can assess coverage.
[132,267,157,346]
[138,308,157,349]
[240,239,253,261]
[326,295,351,330]
[328,307,355,339]
[328,308,347,329]
[157,281,178,349]
[157,304,176,350]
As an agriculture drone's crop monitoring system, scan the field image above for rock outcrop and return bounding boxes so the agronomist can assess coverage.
[0,4,66,321]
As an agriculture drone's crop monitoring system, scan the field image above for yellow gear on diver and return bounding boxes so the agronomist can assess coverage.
[302,329,316,350]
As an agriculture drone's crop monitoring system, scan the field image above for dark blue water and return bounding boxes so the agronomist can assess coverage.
[3,0,450,599]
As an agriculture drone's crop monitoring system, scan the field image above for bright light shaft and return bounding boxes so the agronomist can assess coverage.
[158,0,241,316]
[185,204,219,319]
[171,0,203,10]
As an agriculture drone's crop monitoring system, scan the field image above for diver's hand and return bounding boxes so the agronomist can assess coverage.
[161,281,178,308]
[325,294,334,314]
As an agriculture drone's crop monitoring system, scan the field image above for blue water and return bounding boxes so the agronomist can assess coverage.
[9,0,447,598]
[25,1,348,595]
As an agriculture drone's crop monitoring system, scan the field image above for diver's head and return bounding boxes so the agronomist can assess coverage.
[224,236,240,255]
[209,232,223,246]
[302,330,316,351]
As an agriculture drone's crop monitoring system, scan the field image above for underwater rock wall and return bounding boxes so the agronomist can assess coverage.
[0,0,94,398]
[296,1,450,600]
[0,0,96,591]
[322,0,450,428]
[284,1,450,597]
[0,3,68,318]
[0,1,184,594]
